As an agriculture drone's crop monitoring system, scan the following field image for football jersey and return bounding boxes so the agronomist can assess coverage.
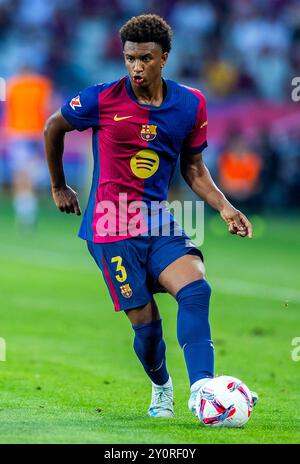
[61,76,208,243]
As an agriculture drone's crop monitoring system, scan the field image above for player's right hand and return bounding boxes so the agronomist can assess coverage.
[51,185,82,215]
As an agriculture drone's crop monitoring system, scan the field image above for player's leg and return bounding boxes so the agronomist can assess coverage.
[125,298,173,417]
[87,239,173,416]
[158,254,214,400]
[125,298,170,387]
[148,227,214,415]
[158,252,259,413]
[124,296,160,325]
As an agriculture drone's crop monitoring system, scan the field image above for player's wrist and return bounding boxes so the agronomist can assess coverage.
[51,182,67,191]
[219,199,238,217]
[209,191,230,213]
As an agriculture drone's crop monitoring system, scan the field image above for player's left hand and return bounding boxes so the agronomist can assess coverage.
[220,204,252,238]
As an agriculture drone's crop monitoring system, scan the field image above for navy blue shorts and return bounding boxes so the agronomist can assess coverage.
[87,222,203,311]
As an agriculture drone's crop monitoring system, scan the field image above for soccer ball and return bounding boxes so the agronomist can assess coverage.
[195,375,254,428]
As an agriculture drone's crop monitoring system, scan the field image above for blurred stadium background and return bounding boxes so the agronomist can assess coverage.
[0,0,300,212]
[0,0,300,444]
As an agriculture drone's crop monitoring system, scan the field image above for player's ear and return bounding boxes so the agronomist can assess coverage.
[161,52,168,68]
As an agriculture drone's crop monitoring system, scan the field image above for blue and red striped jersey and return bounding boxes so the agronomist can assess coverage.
[61,76,208,243]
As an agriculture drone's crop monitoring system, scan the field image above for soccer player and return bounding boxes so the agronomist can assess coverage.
[44,14,255,418]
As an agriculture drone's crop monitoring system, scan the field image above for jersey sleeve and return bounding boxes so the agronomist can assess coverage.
[183,93,208,155]
[61,85,100,131]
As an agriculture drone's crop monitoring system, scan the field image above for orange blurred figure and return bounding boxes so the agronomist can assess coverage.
[5,66,53,228]
[218,134,262,204]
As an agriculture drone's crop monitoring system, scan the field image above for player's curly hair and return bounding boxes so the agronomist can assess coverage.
[119,14,173,53]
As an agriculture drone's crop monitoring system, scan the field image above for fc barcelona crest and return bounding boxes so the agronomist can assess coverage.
[140,124,157,141]
[120,283,133,298]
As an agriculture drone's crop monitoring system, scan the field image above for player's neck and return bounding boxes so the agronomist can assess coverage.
[131,76,165,107]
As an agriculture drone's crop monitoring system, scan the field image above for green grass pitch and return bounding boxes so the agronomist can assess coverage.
[0,201,299,444]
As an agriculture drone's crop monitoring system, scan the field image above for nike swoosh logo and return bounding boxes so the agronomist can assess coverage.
[114,114,133,121]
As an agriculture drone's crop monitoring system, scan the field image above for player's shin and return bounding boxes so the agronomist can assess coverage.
[176,279,214,387]
[132,319,169,386]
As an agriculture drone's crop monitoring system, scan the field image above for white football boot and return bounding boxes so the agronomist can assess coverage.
[188,378,211,417]
[188,390,200,417]
[148,377,174,417]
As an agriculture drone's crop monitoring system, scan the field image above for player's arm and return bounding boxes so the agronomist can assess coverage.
[44,110,82,215]
[180,152,252,238]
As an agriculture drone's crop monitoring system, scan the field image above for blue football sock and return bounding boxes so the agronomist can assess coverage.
[176,279,214,386]
[132,319,169,386]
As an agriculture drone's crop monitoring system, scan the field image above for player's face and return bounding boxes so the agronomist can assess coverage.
[123,42,168,88]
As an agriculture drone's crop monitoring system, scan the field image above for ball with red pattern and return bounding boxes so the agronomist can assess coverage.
[195,375,254,427]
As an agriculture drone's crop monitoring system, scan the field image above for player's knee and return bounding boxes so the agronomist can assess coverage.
[188,252,206,279]
[176,279,212,307]
[125,300,159,326]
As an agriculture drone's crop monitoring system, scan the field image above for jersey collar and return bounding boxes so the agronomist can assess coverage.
[125,75,171,110]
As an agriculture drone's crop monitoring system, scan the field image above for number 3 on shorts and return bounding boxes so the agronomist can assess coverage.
[111,256,127,283]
